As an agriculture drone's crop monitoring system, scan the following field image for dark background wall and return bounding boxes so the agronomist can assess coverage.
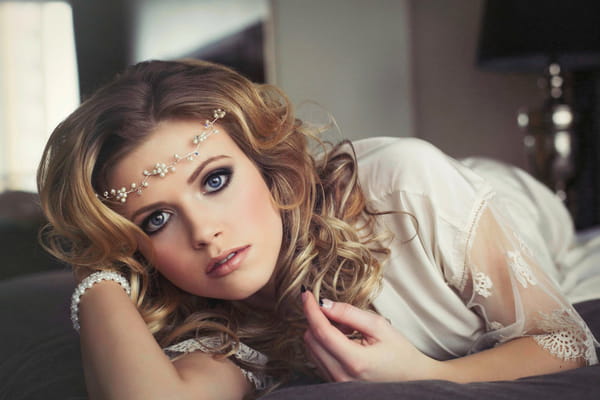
[71,0,132,99]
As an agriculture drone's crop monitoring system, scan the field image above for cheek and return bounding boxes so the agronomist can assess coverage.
[240,177,281,228]
[148,231,189,280]
[152,245,180,277]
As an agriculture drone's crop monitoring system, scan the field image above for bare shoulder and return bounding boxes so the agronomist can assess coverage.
[172,350,252,400]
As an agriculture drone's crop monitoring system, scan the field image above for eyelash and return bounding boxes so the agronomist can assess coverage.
[141,210,171,235]
[140,167,233,235]
[202,167,233,194]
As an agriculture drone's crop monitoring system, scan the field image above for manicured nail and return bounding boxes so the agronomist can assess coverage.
[319,298,333,309]
[301,284,307,293]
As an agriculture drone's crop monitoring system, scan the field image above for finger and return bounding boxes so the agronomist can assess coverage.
[302,291,368,370]
[304,330,334,381]
[304,295,353,334]
[302,291,355,346]
[317,298,390,341]
[304,328,352,382]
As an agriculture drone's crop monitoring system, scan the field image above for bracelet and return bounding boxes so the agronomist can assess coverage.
[70,271,131,332]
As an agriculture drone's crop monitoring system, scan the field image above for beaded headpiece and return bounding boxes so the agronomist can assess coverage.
[100,109,226,203]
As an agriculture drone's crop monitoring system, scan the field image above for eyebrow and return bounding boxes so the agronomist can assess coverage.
[130,154,230,221]
[187,155,230,184]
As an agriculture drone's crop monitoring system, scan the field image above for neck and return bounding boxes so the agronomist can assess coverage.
[243,274,278,311]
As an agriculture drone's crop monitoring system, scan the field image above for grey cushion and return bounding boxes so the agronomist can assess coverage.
[0,271,86,400]
[1,270,599,400]
[264,299,600,399]
[263,366,600,400]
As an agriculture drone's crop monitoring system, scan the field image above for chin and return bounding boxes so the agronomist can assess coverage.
[230,277,274,305]
[212,282,268,302]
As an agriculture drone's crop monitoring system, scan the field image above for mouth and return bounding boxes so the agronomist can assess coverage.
[206,245,250,277]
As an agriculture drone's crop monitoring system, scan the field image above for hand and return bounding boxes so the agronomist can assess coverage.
[302,291,437,382]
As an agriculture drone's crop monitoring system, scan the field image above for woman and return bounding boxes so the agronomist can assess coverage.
[38,59,598,399]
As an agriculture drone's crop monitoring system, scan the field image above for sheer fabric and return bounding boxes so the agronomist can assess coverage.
[355,137,600,364]
[458,197,598,364]
[162,137,600,389]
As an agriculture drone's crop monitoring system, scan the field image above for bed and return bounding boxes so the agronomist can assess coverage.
[0,189,599,399]
[0,269,599,400]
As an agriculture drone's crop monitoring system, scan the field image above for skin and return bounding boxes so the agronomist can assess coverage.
[78,119,286,400]
[78,118,584,399]
[301,291,583,382]
[110,119,283,304]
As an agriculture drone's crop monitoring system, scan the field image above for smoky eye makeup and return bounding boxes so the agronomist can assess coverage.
[131,163,234,232]
[140,210,172,234]
[201,166,233,194]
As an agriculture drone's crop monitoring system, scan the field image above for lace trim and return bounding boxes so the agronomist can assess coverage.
[473,271,493,298]
[506,250,537,288]
[533,309,598,365]
[164,337,271,390]
[454,190,496,291]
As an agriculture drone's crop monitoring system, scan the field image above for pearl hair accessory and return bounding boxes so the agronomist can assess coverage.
[70,271,131,332]
[100,109,227,203]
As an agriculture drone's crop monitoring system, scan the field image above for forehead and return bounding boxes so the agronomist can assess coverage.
[107,120,241,206]
[119,119,232,165]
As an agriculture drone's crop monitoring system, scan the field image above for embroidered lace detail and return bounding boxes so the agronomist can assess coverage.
[506,250,537,288]
[455,191,496,292]
[533,309,598,364]
[164,337,271,390]
[512,231,533,256]
[473,271,493,298]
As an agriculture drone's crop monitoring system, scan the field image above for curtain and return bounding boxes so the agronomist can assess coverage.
[0,1,79,192]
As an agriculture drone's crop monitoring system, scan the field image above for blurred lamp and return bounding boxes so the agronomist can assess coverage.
[477,0,600,202]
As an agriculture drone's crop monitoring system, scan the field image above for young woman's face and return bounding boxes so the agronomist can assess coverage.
[109,119,283,301]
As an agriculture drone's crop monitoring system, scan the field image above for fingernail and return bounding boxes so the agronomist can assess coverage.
[301,284,307,293]
[319,298,333,309]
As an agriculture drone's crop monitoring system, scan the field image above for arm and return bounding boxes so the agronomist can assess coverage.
[436,335,583,382]
[302,292,584,383]
[78,281,250,400]
[302,201,596,383]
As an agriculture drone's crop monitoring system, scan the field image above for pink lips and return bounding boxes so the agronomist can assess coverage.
[206,245,250,277]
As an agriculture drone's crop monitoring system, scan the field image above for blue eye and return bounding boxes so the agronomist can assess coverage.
[203,168,232,193]
[141,211,171,234]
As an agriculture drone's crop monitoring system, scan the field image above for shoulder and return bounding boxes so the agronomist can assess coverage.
[352,137,446,193]
[352,136,443,165]
[351,137,490,205]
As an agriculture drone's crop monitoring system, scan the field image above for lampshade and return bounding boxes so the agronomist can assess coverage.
[477,0,600,72]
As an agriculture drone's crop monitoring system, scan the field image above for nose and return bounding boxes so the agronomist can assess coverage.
[186,206,224,250]
[192,227,222,249]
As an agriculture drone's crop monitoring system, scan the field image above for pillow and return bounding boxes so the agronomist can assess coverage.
[0,271,86,400]
[262,299,600,400]
[1,271,599,400]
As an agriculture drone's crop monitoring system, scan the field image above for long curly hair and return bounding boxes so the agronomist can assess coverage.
[37,59,390,394]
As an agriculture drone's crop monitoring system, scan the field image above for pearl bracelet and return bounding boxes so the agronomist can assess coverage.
[70,271,131,332]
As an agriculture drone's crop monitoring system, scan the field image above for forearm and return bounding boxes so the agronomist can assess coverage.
[78,281,184,400]
[429,336,584,383]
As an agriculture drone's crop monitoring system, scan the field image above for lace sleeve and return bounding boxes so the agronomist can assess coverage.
[163,337,272,391]
[459,196,599,365]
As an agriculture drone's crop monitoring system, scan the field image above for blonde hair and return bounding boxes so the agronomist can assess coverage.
[37,60,389,393]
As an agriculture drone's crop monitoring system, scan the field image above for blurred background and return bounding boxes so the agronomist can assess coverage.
[1,0,599,281]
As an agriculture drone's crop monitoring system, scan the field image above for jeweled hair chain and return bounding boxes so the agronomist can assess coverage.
[100,109,226,203]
